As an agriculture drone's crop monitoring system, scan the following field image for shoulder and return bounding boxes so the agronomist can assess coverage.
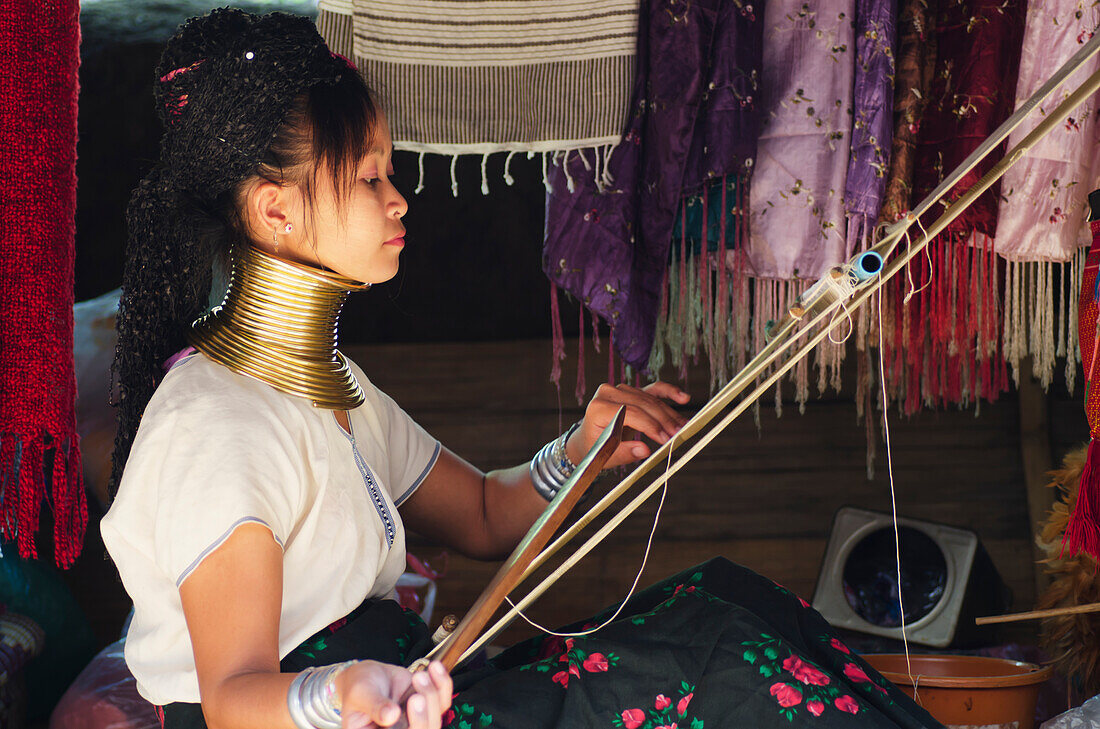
[147,352,310,432]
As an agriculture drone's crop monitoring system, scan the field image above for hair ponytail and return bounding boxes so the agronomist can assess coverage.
[110,168,217,494]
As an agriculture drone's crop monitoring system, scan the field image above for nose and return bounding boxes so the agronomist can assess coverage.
[388,181,408,219]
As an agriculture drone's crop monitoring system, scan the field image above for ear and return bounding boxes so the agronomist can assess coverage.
[246,180,293,237]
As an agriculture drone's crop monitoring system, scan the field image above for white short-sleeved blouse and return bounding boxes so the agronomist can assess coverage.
[100,352,441,706]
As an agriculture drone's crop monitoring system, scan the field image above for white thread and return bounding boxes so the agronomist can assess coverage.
[542,152,551,194]
[449,155,459,198]
[503,151,516,186]
[877,287,913,680]
[577,148,593,171]
[504,441,674,639]
[480,153,490,195]
[415,152,426,195]
[601,142,618,188]
[563,151,576,193]
[902,215,933,305]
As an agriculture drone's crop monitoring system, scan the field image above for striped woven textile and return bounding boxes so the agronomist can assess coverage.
[317,0,637,154]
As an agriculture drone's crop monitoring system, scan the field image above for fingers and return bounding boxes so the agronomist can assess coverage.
[404,662,451,729]
[592,383,687,444]
[642,380,691,404]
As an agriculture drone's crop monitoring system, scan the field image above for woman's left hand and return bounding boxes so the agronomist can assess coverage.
[566,382,691,469]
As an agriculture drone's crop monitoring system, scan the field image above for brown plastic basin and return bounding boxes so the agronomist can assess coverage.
[863,654,1052,729]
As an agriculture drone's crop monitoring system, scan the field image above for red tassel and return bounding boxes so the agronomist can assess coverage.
[1063,438,1100,561]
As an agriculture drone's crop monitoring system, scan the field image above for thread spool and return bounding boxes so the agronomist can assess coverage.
[852,251,883,281]
[431,614,458,645]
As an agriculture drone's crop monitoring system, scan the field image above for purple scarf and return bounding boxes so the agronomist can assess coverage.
[542,0,763,369]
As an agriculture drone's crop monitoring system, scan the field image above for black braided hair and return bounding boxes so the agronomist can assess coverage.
[110,9,377,494]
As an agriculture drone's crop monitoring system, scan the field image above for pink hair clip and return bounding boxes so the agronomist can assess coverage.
[159,59,205,84]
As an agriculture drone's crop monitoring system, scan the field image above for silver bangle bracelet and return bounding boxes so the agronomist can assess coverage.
[286,661,357,729]
[529,422,582,501]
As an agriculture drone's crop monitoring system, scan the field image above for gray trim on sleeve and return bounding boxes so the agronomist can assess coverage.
[175,517,283,587]
[395,440,441,507]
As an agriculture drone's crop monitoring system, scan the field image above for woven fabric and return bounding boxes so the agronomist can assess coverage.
[542,0,762,369]
[0,0,86,566]
[995,0,1100,263]
[844,0,896,222]
[877,0,936,225]
[747,0,856,280]
[317,0,638,154]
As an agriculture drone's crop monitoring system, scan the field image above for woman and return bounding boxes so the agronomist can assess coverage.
[102,9,942,729]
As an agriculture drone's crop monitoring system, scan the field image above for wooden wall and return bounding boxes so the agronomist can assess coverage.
[350,338,1089,647]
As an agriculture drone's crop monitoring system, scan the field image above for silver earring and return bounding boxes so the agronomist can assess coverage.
[272,226,279,252]
[284,222,294,233]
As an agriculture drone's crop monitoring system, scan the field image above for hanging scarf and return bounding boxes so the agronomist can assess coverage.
[747,0,856,281]
[877,0,937,226]
[994,0,1100,391]
[543,0,763,371]
[316,0,638,196]
[885,0,1026,414]
[844,0,896,249]
[0,0,86,566]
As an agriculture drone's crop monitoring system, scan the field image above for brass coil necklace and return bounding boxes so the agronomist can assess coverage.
[188,244,369,409]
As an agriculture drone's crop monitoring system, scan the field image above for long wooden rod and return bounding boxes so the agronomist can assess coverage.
[976,602,1100,625]
[459,61,1100,661]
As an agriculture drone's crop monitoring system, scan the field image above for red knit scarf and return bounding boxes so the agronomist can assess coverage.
[0,0,86,567]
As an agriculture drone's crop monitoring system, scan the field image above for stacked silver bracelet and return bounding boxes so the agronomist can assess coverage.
[287,660,357,729]
[529,422,581,501]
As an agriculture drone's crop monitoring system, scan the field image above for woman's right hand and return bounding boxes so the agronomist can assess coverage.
[336,660,453,729]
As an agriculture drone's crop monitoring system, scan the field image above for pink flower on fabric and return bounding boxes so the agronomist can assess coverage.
[568,664,581,678]
[655,694,672,710]
[677,692,694,716]
[583,653,609,672]
[770,683,803,708]
[782,655,830,686]
[807,700,825,716]
[843,663,870,683]
[835,695,860,714]
[829,638,850,654]
[655,724,678,729]
[552,670,570,687]
[443,708,455,726]
[798,596,811,608]
[621,708,645,729]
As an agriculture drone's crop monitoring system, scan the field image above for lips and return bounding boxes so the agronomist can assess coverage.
[383,234,405,247]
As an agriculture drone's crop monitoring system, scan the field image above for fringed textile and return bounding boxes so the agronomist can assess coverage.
[1064,221,1100,561]
[994,0,1100,388]
[316,1,636,155]
[879,0,1026,415]
[544,0,762,372]
[0,0,86,566]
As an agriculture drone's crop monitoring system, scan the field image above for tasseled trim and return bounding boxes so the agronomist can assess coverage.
[575,305,587,406]
[0,432,86,567]
[550,283,566,390]
[1064,438,1100,561]
[1002,253,1085,393]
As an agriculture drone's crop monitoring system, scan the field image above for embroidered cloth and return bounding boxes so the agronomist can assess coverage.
[542,0,762,369]
[995,0,1100,262]
[161,559,942,729]
[0,0,86,566]
[317,0,638,154]
[747,0,856,280]
[844,0,896,234]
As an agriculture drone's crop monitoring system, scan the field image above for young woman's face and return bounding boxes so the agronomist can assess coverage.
[297,111,408,284]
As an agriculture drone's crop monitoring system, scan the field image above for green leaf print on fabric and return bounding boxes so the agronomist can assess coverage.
[741,636,864,719]
[613,683,698,729]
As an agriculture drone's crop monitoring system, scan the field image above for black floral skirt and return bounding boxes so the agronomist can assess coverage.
[163,558,943,729]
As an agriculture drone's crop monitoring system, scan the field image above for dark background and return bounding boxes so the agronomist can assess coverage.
[77,0,580,344]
